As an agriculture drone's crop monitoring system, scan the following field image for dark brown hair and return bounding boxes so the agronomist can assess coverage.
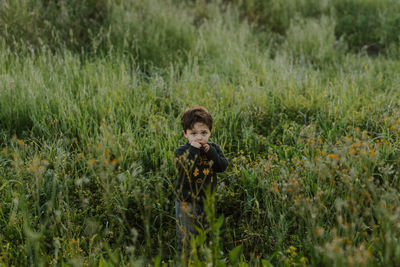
[180,106,213,133]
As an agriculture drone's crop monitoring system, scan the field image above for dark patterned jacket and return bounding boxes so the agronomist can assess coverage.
[174,142,228,203]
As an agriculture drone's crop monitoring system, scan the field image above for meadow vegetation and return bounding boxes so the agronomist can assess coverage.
[1,0,400,266]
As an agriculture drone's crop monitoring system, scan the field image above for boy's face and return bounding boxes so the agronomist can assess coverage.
[183,122,211,145]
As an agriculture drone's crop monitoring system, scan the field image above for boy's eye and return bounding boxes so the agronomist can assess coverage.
[201,131,207,135]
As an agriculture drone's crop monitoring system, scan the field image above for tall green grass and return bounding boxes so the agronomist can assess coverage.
[1,0,400,265]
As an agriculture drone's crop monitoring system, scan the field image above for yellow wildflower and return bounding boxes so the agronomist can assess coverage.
[316,227,324,236]
[328,153,340,160]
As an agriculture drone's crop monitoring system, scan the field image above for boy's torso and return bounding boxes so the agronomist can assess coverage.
[175,143,218,202]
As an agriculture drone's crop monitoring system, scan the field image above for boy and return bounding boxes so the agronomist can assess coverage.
[174,106,228,259]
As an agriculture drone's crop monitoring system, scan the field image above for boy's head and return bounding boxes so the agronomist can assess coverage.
[181,106,213,145]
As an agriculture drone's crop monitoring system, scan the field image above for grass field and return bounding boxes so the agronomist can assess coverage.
[1,0,400,266]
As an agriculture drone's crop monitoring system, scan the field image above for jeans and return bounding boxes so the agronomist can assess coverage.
[175,200,207,258]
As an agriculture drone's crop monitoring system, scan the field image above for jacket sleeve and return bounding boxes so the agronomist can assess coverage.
[206,143,228,173]
[175,145,201,172]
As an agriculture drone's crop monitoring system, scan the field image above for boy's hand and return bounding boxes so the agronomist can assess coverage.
[190,141,202,149]
[202,143,210,152]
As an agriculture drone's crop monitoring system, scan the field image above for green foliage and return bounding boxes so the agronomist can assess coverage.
[334,0,400,54]
[283,16,341,66]
[229,244,243,265]
[225,0,330,34]
[2,0,400,66]
[109,0,197,69]
[1,0,400,265]
[226,0,400,56]
[0,0,110,53]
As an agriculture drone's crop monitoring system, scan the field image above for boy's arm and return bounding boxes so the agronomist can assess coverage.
[206,143,228,173]
[175,145,201,169]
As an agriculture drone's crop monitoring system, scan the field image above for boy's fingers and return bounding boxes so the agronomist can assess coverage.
[191,142,202,148]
